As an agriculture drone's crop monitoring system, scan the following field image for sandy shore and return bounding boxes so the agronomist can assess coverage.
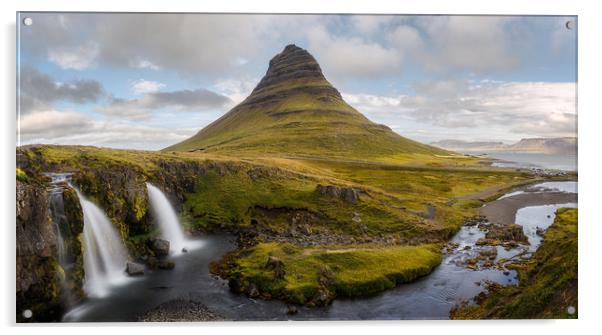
[481,191,577,226]
[138,299,224,322]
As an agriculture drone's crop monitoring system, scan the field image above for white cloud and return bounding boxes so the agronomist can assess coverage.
[132,59,161,71]
[307,25,402,80]
[342,81,576,140]
[47,42,99,70]
[351,16,394,35]
[98,88,231,120]
[415,16,520,73]
[19,109,197,150]
[131,79,166,94]
[214,78,258,105]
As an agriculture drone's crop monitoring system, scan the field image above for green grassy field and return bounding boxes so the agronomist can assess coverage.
[18,144,542,304]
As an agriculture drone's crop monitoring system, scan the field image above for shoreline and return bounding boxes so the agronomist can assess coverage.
[481,191,577,226]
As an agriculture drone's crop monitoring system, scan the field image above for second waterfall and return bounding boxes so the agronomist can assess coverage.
[146,183,189,254]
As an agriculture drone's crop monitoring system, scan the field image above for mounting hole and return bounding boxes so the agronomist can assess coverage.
[22,309,33,318]
[23,17,33,26]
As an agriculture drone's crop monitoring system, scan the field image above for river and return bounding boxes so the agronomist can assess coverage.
[63,181,577,322]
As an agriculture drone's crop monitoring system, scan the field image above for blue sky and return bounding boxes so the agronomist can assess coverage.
[17,13,577,150]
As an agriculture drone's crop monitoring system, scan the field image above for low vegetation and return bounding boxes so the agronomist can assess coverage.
[451,208,578,319]
[18,144,541,305]
[214,242,441,305]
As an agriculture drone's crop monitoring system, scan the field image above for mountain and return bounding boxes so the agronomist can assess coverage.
[507,137,576,154]
[431,137,576,155]
[165,44,448,160]
[430,140,507,152]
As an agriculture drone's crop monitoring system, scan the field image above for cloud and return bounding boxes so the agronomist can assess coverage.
[20,110,93,138]
[47,42,99,70]
[19,67,104,114]
[343,81,576,139]
[214,78,258,105]
[22,13,269,76]
[131,79,166,94]
[98,88,232,119]
[19,109,197,150]
[307,25,402,80]
[414,16,520,73]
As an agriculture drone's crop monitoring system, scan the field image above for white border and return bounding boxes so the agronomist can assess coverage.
[2,1,601,334]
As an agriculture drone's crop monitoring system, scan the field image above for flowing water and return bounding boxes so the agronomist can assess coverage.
[74,189,131,298]
[63,181,577,321]
[146,183,200,254]
[45,173,74,306]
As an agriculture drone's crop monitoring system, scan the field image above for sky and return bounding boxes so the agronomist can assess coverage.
[17,13,577,150]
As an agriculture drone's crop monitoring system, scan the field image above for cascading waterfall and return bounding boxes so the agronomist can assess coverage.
[46,173,72,305]
[73,188,130,298]
[146,183,190,254]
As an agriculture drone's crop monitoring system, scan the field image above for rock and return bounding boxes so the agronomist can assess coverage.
[287,305,298,315]
[352,212,362,223]
[536,227,545,237]
[147,256,158,269]
[126,262,145,276]
[157,260,175,270]
[247,283,260,298]
[265,256,286,279]
[316,184,362,203]
[150,238,170,257]
[181,247,188,253]
[138,299,224,321]
[486,224,528,243]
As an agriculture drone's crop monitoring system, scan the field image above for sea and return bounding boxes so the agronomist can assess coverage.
[469,152,577,172]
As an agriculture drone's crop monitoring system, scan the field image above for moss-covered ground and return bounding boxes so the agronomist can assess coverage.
[18,144,559,306]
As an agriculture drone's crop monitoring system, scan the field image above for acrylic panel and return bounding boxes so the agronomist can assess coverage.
[16,12,578,322]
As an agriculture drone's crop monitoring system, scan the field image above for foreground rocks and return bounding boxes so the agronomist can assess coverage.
[126,262,145,276]
[316,184,363,203]
[138,299,224,322]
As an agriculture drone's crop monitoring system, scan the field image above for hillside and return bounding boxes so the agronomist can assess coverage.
[165,45,450,162]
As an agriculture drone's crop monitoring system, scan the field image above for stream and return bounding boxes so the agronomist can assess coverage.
[63,181,577,322]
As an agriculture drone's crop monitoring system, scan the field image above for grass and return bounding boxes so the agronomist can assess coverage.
[223,242,442,305]
[451,208,578,319]
[16,168,28,182]
[18,144,546,305]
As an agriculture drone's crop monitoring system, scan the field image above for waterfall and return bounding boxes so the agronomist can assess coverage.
[46,173,72,305]
[146,183,189,254]
[73,188,130,298]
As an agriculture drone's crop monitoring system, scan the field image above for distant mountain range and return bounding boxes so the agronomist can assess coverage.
[431,137,577,155]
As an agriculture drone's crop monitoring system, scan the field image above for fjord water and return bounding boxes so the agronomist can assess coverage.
[64,181,578,321]
[146,183,190,254]
[487,152,577,171]
[74,189,131,298]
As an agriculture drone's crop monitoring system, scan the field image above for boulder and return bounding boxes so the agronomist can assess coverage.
[157,260,175,270]
[265,255,286,279]
[126,262,145,276]
[316,184,362,203]
[150,238,170,257]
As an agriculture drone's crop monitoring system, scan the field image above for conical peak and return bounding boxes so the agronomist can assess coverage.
[267,44,322,75]
[250,44,335,98]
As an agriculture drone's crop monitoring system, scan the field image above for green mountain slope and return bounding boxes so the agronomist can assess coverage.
[165,45,450,161]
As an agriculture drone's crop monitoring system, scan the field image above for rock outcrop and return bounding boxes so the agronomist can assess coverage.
[316,184,362,203]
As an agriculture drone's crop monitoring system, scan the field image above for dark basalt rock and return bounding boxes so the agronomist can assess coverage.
[126,262,145,276]
[150,238,170,257]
